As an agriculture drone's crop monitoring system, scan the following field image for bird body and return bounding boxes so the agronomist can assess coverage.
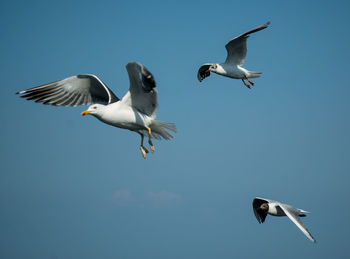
[265,201,308,217]
[17,62,176,158]
[209,63,257,80]
[90,102,150,131]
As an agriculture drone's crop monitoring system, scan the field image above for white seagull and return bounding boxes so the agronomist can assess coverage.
[197,22,270,88]
[16,62,176,159]
[252,197,316,243]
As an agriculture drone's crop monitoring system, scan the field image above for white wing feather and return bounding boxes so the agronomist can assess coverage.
[279,203,316,243]
[225,22,270,66]
[17,74,119,106]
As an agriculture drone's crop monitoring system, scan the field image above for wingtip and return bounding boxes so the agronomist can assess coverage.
[301,209,311,214]
[309,235,317,243]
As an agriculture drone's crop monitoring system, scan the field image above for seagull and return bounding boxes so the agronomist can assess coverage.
[16,62,176,159]
[197,22,270,88]
[252,197,316,243]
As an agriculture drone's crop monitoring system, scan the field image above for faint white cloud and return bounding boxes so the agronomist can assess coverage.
[146,190,183,207]
[111,189,183,208]
[111,189,136,206]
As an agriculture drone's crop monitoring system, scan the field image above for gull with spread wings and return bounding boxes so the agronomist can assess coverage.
[252,197,316,243]
[16,62,176,159]
[197,22,270,88]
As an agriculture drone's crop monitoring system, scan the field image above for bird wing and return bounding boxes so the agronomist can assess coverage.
[278,203,316,243]
[252,197,270,223]
[197,64,212,82]
[16,74,119,106]
[122,62,158,117]
[225,22,270,66]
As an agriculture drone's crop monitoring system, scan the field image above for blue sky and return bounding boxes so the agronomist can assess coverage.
[1,0,350,258]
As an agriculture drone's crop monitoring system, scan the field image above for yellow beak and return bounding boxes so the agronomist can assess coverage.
[81,110,91,116]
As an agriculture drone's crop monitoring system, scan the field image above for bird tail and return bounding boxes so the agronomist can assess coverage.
[299,209,311,217]
[247,71,262,78]
[149,120,177,140]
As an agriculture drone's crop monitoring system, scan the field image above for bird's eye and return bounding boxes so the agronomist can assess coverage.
[93,106,97,109]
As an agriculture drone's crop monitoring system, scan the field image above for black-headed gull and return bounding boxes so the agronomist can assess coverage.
[198,22,270,88]
[252,197,316,243]
[16,62,176,159]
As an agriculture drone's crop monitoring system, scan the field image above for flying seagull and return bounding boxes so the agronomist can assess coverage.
[252,197,316,243]
[16,62,176,158]
[197,22,270,88]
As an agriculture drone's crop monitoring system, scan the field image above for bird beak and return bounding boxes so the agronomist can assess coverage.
[81,110,91,116]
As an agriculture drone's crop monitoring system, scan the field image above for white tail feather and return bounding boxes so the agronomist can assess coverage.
[247,71,262,79]
[149,120,176,140]
[299,209,311,214]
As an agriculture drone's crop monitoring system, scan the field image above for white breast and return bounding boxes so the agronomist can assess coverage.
[218,63,246,79]
[97,102,151,131]
[267,202,280,216]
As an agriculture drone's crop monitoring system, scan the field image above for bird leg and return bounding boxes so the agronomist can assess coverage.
[242,79,251,89]
[149,140,155,153]
[146,126,155,153]
[139,133,149,159]
[247,79,255,86]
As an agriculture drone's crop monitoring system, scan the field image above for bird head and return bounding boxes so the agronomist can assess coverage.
[198,63,218,82]
[257,203,269,211]
[209,64,218,72]
[81,104,104,117]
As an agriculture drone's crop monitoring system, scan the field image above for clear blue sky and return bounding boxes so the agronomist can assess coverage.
[1,0,350,258]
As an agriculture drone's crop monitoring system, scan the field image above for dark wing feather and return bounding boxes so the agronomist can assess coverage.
[252,197,269,223]
[225,22,270,65]
[197,64,211,82]
[16,74,119,106]
[124,62,158,117]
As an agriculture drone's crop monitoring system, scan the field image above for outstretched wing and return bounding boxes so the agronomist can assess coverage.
[279,203,316,243]
[122,62,158,117]
[252,197,270,223]
[197,64,211,82]
[225,22,270,66]
[16,74,119,106]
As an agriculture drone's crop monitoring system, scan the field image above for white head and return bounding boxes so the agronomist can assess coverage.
[81,104,105,117]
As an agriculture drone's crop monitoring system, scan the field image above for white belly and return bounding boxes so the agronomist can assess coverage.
[97,103,151,131]
[217,64,246,79]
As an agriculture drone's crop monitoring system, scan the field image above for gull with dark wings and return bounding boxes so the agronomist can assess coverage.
[252,197,316,243]
[197,22,270,88]
[16,62,176,158]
